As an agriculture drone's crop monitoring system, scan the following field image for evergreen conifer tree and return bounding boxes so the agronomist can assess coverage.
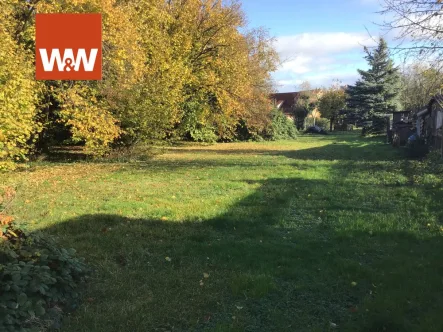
[347,38,401,131]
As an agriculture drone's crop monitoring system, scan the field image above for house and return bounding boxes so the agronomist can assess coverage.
[416,94,443,151]
[270,92,300,119]
[271,90,324,130]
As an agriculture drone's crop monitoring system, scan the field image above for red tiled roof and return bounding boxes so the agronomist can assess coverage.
[270,92,300,109]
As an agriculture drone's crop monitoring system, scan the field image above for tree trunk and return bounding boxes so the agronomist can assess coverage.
[330,117,334,132]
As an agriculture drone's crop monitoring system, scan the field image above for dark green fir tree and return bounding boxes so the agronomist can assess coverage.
[347,38,401,131]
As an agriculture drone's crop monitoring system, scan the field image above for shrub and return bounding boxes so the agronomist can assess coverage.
[0,220,89,331]
[234,109,297,141]
[188,126,218,143]
[265,109,298,140]
[178,101,218,143]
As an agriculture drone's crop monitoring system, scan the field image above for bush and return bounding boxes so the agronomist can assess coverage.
[235,109,297,141]
[265,109,298,140]
[178,101,218,143]
[188,126,218,143]
[0,220,89,331]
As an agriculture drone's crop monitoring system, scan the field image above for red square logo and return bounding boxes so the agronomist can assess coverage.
[36,14,102,80]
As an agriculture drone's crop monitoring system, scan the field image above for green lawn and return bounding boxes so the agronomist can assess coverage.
[3,133,443,331]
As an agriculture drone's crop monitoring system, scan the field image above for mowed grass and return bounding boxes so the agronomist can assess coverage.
[3,133,443,331]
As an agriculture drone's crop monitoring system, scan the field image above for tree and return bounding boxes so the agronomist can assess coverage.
[400,64,443,111]
[294,81,322,127]
[380,0,443,64]
[318,85,346,131]
[170,1,278,141]
[347,38,401,131]
[1,0,280,165]
[0,0,40,169]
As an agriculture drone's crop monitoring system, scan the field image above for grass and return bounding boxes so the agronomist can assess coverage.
[3,132,443,331]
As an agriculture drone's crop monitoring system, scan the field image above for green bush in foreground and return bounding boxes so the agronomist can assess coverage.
[265,109,298,140]
[0,222,89,332]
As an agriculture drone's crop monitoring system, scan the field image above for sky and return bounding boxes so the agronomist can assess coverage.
[241,0,386,92]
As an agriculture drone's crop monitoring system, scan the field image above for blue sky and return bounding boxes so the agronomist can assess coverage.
[241,0,385,92]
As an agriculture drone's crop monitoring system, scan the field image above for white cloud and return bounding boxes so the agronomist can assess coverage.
[276,72,360,93]
[275,32,377,60]
[280,55,313,74]
[273,32,377,92]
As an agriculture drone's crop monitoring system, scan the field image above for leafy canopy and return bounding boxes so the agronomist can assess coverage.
[1,0,280,164]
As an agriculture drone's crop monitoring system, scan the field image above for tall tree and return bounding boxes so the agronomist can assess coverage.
[294,81,321,127]
[318,84,346,131]
[1,0,279,165]
[0,0,40,169]
[347,38,401,130]
[400,64,443,111]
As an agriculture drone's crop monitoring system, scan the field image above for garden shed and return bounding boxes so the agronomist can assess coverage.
[391,111,413,146]
[416,95,443,151]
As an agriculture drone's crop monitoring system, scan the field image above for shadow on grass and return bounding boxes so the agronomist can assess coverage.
[35,146,92,163]
[33,175,443,332]
[160,138,399,163]
[37,134,396,166]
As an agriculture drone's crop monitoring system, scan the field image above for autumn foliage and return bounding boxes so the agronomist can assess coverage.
[0,0,279,165]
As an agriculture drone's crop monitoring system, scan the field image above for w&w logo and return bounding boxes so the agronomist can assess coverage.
[39,49,98,72]
[36,14,102,80]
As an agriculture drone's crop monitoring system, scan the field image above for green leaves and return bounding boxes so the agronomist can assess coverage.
[17,293,27,306]
[34,304,45,317]
[1,0,279,164]
[347,37,401,122]
[0,223,89,331]
[266,109,298,140]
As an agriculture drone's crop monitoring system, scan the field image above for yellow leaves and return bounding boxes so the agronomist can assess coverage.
[0,215,14,226]
[1,0,279,164]
[57,84,121,156]
[7,229,18,238]
[0,14,38,165]
[318,87,347,121]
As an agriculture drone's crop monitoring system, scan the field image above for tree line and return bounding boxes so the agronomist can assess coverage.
[0,0,281,169]
[312,37,443,133]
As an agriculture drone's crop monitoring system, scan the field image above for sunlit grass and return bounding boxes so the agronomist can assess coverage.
[3,133,443,331]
